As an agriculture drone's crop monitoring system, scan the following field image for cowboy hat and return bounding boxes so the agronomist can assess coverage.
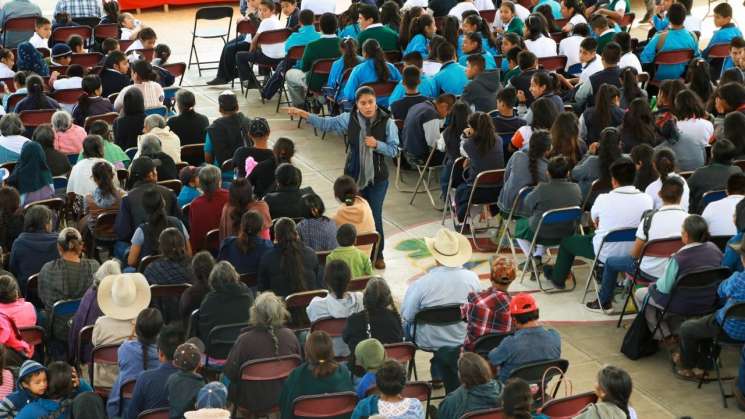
[97,273,152,320]
[425,229,472,268]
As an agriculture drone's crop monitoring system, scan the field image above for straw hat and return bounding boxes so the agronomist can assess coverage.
[97,273,152,320]
[425,229,472,268]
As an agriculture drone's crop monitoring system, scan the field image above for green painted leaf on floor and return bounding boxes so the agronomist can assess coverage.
[395,238,431,259]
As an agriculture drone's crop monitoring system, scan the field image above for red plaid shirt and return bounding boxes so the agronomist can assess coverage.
[460,287,512,351]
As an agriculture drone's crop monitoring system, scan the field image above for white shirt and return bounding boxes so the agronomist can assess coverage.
[702,194,743,237]
[0,63,14,79]
[402,0,428,8]
[591,185,654,262]
[579,56,603,84]
[53,76,83,91]
[619,52,642,73]
[449,2,478,20]
[569,14,587,27]
[525,35,557,58]
[612,0,626,13]
[636,204,689,278]
[256,15,286,59]
[645,173,691,211]
[120,27,134,41]
[301,0,336,15]
[473,0,495,11]
[676,118,713,147]
[125,39,142,54]
[684,15,702,33]
[422,60,442,76]
[28,33,48,50]
[67,158,120,196]
[114,82,164,112]
[493,4,530,29]
[559,35,584,71]
[0,135,29,155]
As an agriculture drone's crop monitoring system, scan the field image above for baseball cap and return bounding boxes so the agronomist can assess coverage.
[178,165,199,185]
[129,156,160,180]
[354,338,385,371]
[490,256,516,285]
[51,44,72,58]
[509,293,538,315]
[218,90,238,112]
[196,382,228,409]
[173,342,203,371]
[248,117,270,138]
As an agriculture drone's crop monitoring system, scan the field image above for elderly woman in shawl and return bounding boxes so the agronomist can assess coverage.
[6,141,54,205]
[16,42,49,77]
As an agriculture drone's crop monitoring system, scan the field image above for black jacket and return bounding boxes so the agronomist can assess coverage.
[342,308,404,357]
[263,186,314,219]
[257,245,322,297]
[167,110,210,146]
[206,112,252,165]
[101,68,132,97]
[72,96,114,127]
[114,182,181,241]
[429,0,459,16]
[197,281,253,345]
[44,147,72,176]
[462,70,500,113]
[113,114,146,150]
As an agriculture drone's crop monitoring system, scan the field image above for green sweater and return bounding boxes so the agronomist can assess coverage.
[357,25,400,52]
[326,246,373,278]
[596,31,616,53]
[506,17,525,36]
[278,363,354,419]
[300,36,342,92]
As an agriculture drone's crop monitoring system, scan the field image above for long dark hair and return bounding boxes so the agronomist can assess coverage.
[399,6,423,47]
[408,14,434,45]
[0,187,19,250]
[238,210,264,253]
[443,101,471,155]
[597,366,633,419]
[525,13,548,41]
[131,60,158,83]
[191,251,215,289]
[536,4,561,32]
[593,84,621,131]
[674,89,706,120]
[442,16,460,51]
[305,331,338,378]
[341,37,359,70]
[274,218,306,293]
[502,378,533,419]
[531,96,559,130]
[620,67,642,107]
[302,193,327,220]
[550,112,581,166]
[334,175,359,206]
[464,14,497,51]
[25,75,48,109]
[273,137,295,165]
[630,144,657,191]
[142,189,167,248]
[362,39,390,82]
[380,1,401,32]
[78,74,102,115]
[158,227,188,263]
[135,308,163,371]
[467,112,497,156]
[724,111,745,157]
[653,147,676,182]
[528,130,551,185]
[122,88,145,116]
[598,127,622,185]
[686,58,713,103]
[91,161,116,201]
[228,178,256,233]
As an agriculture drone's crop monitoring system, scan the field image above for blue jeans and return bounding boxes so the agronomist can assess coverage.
[440,158,453,198]
[361,179,388,260]
[599,255,638,305]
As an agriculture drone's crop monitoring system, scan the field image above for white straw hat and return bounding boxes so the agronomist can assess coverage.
[424,229,473,268]
[97,273,152,320]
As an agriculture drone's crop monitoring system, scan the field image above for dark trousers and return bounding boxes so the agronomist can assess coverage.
[361,179,388,260]
[679,313,719,369]
[549,234,595,285]
[261,58,296,99]
[215,36,250,81]
[236,50,283,83]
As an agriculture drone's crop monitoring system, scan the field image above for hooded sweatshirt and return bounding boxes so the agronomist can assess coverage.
[307,293,364,357]
[574,401,635,419]
[0,361,46,419]
[8,231,59,292]
[437,380,503,419]
[332,196,376,254]
[461,70,501,113]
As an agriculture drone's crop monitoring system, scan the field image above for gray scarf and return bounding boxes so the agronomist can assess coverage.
[356,111,376,189]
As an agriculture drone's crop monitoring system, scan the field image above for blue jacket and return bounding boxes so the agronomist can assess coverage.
[458,51,498,70]
[704,24,742,57]
[285,25,321,53]
[653,14,669,32]
[640,27,700,80]
[352,395,380,419]
[126,362,178,419]
[339,23,360,39]
[342,59,402,107]
[355,371,376,399]
[404,34,429,60]
[432,61,468,96]
[388,75,437,104]
[533,0,561,19]
[14,381,93,419]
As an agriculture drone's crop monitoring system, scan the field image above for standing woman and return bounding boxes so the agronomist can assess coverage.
[455,112,505,222]
[113,60,164,112]
[287,86,399,269]
[6,141,54,206]
[404,14,436,59]
[580,84,624,145]
[341,40,402,107]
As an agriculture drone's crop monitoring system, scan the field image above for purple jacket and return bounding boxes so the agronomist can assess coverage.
[67,286,103,363]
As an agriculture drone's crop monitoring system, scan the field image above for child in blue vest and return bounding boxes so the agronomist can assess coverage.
[703,3,742,58]
[0,361,46,418]
[640,3,700,81]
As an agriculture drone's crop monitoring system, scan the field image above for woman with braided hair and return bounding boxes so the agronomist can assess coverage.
[575,366,636,419]
[224,292,301,413]
[497,130,551,215]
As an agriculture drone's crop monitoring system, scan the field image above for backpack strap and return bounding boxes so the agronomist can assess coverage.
[641,208,658,239]
[655,31,669,54]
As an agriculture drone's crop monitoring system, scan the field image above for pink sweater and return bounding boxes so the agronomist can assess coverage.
[0,299,37,328]
[54,124,87,154]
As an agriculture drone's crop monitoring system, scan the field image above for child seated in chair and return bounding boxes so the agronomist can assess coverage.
[326,224,373,278]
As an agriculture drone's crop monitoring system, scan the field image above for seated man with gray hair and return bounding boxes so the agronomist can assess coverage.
[138,134,178,181]
[135,114,181,163]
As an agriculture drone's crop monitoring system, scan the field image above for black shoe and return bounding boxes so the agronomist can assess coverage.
[542,264,566,289]
[206,77,228,85]
[585,299,611,313]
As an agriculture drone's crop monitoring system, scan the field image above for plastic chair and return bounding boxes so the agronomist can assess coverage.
[538,55,567,72]
[52,26,93,44]
[472,332,512,359]
[162,62,187,86]
[292,391,358,418]
[150,283,191,299]
[24,198,65,221]
[711,235,731,252]
[617,237,684,327]
[157,179,182,195]
[94,24,119,41]
[89,343,119,396]
[461,408,505,419]
[580,227,637,304]
[70,53,103,69]
[181,143,206,166]
[138,254,162,273]
[137,407,169,419]
[507,358,570,402]
[19,110,56,128]
[2,16,38,47]
[285,290,328,330]
[84,112,118,130]
[67,154,79,165]
[52,176,68,191]
[232,354,303,417]
[539,391,598,418]
[188,6,234,76]
[702,190,727,210]
[49,299,82,342]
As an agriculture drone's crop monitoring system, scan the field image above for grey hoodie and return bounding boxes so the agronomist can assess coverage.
[461,70,501,113]
[574,401,631,419]
[437,380,503,419]
[306,293,364,357]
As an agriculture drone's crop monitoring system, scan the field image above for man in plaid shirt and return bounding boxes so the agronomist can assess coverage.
[460,256,516,351]
[54,0,102,20]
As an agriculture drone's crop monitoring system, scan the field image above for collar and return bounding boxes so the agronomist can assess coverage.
[679,242,704,252]
[611,185,641,194]
[583,56,597,68]
[599,29,614,37]
[659,204,685,211]
[320,34,337,38]
[365,23,383,29]
[721,23,735,29]
[298,25,315,32]
[405,92,422,97]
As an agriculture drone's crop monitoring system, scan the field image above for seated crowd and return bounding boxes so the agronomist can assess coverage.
[0,0,743,417]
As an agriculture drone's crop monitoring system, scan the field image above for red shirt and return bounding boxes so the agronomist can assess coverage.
[460,287,513,351]
[189,189,229,251]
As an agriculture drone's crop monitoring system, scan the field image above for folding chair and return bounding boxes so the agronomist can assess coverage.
[0,161,16,177]
[310,317,347,337]
[250,29,293,99]
[52,176,68,191]
[19,109,56,129]
[292,392,358,418]
[617,237,684,327]
[347,275,379,292]
[275,45,305,112]
[519,207,584,292]
[204,322,248,372]
[135,48,155,62]
[157,179,182,195]
[580,227,637,304]
[538,56,567,72]
[19,326,45,361]
[402,381,432,414]
[707,43,731,59]
[412,304,464,382]
[711,235,731,252]
[70,53,103,69]
[450,169,505,251]
[52,88,86,105]
[24,198,65,222]
[355,231,380,261]
[188,6,234,76]
[408,146,445,210]
[478,9,496,23]
[507,358,570,402]
[162,62,187,86]
[2,16,37,47]
[125,147,138,160]
[299,58,335,127]
[441,157,466,225]
[75,325,94,372]
[186,309,199,338]
[384,342,417,380]
[144,106,168,116]
[703,301,745,408]
[285,290,328,331]
[461,408,505,419]
[0,77,15,93]
[117,169,129,185]
[651,49,695,84]
[554,18,570,27]
[550,32,567,44]
[361,81,398,106]
[702,190,727,210]
[137,408,169,419]
[619,12,635,32]
[232,20,259,92]
[471,332,512,359]
[678,170,693,180]
[494,186,533,261]
[89,343,119,397]
[232,354,303,417]
[6,93,25,112]
[539,391,598,418]
[384,50,402,63]
[68,154,79,165]
[52,26,93,45]
[119,378,136,416]
[150,283,191,299]
[204,229,220,255]
[138,254,162,273]
[92,210,118,259]
[181,143,206,166]
[94,24,119,42]
[84,112,118,130]
[735,160,745,172]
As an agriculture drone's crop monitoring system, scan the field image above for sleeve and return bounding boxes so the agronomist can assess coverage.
[307,112,351,135]
[113,86,127,111]
[342,67,360,101]
[257,252,271,292]
[718,275,733,299]
[400,282,421,333]
[376,118,400,158]
[578,114,588,142]
[125,379,146,419]
[178,220,190,240]
[635,216,647,240]
[655,258,678,294]
[487,337,511,366]
[223,336,243,381]
[422,119,441,148]
[574,81,593,110]
[204,133,213,153]
[299,46,313,72]
[114,197,133,241]
[131,227,144,246]
[640,36,659,64]
[523,187,539,214]
[590,193,604,221]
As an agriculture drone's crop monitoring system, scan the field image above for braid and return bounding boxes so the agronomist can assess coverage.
[528,153,539,185]
[268,325,279,356]
[141,341,149,371]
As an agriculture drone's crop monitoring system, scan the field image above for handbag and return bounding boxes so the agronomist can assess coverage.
[620,309,658,360]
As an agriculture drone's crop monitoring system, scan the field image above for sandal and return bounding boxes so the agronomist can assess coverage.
[673,367,702,382]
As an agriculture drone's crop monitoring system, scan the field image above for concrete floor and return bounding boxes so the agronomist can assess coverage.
[35,0,745,416]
